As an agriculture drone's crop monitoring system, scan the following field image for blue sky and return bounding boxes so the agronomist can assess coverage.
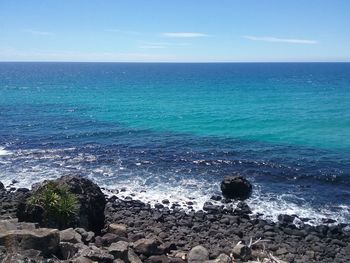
[0,0,349,62]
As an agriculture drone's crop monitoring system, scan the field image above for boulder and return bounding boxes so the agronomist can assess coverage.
[17,175,106,232]
[108,241,129,260]
[0,181,4,189]
[60,228,83,243]
[220,175,252,200]
[75,227,95,243]
[0,228,59,257]
[133,238,164,256]
[59,242,89,260]
[188,245,209,262]
[108,223,127,237]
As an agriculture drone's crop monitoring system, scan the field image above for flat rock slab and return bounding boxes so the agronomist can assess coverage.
[0,228,59,256]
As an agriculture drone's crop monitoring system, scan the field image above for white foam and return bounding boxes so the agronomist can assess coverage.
[1,146,349,226]
[0,147,11,156]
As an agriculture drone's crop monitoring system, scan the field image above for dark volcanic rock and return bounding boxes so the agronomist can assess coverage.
[17,175,106,232]
[220,175,252,200]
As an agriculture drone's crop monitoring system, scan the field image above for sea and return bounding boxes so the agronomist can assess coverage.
[0,62,349,225]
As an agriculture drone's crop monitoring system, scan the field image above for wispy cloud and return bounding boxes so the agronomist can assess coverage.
[163,32,209,38]
[24,30,54,36]
[138,42,190,49]
[105,29,141,35]
[243,35,318,44]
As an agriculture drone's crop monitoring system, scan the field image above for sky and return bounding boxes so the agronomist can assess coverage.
[0,0,350,62]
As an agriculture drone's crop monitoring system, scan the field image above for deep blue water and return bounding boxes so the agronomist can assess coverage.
[0,62,349,224]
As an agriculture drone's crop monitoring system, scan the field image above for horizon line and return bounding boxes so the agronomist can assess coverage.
[0,61,350,63]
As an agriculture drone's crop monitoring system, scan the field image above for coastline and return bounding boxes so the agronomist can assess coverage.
[1,176,350,262]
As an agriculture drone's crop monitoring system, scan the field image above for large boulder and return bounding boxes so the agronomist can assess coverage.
[220,175,252,200]
[17,175,106,232]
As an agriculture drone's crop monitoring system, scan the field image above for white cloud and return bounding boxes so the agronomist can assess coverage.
[163,32,209,38]
[243,35,318,44]
[24,30,54,36]
[138,42,190,49]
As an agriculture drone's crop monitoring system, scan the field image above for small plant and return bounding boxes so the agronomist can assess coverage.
[28,181,78,228]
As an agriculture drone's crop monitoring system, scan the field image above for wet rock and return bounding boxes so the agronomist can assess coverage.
[188,245,209,262]
[278,214,295,226]
[234,202,252,215]
[220,175,252,200]
[162,199,170,205]
[210,195,222,201]
[0,182,4,189]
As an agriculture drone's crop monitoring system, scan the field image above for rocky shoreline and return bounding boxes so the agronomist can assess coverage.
[1,176,350,263]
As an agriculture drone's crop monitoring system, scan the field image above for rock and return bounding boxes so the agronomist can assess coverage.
[188,245,209,262]
[16,203,45,226]
[0,182,4,189]
[108,241,129,261]
[133,238,163,256]
[53,175,106,232]
[234,202,252,215]
[17,175,106,232]
[59,242,89,260]
[231,243,251,261]
[84,245,114,263]
[162,199,170,204]
[146,255,170,263]
[206,253,231,263]
[210,195,222,201]
[101,233,124,247]
[60,228,83,243]
[203,202,220,213]
[220,175,252,200]
[0,228,59,257]
[75,227,95,243]
[128,248,143,263]
[108,223,127,237]
[278,214,295,225]
[74,256,95,263]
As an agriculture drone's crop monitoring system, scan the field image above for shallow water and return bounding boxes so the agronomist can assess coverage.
[0,62,349,224]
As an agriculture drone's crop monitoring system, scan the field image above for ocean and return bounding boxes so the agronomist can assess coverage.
[0,62,349,224]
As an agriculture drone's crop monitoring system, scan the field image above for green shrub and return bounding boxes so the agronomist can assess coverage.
[28,181,78,228]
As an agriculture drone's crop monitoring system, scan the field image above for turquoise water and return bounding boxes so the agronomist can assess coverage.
[0,62,349,224]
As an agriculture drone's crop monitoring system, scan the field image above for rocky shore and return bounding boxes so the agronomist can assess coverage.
[1,176,350,263]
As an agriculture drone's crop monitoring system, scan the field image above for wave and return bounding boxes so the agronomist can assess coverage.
[0,147,11,156]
